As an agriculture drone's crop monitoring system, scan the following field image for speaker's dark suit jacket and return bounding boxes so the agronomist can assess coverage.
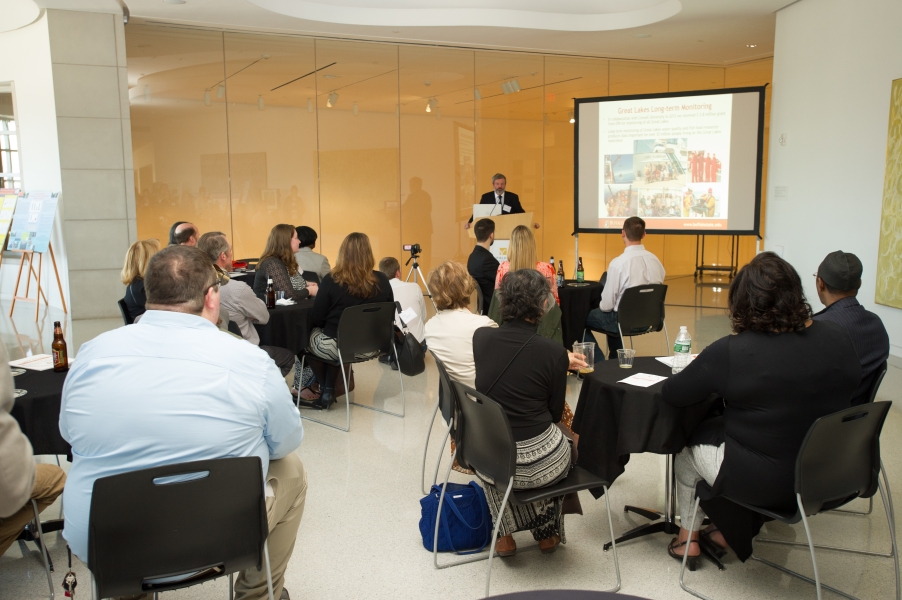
[468,191,524,223]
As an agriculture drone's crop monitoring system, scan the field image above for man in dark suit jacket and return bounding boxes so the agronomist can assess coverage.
[812,250,890,405]
[467,218,500,315]
[466,173,526,227]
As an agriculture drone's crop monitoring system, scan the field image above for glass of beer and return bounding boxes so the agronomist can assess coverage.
[617,348,636,368]
[572,342,595,375]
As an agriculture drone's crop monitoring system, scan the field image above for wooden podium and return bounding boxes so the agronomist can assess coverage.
[467,211,534,239]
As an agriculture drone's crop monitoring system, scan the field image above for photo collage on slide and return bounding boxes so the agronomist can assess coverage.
[602,137,724,221]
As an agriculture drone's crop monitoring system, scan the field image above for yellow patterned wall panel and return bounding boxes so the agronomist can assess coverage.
[876,78,902,309]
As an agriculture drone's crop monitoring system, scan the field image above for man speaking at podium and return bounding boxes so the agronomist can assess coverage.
[465,173,538,229]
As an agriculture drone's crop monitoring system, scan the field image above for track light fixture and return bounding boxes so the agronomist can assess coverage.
[352,102,359,116]
[569,111,575,124]
[474,88,482,100]
[501,79,521,94]
[327,92,338,108]
[258,96,264,111]
[426,98,437,113]
[217,84,225,99]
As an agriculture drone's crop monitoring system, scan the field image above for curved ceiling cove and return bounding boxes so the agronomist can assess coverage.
[245,0,682,31]
[1,0,41,34]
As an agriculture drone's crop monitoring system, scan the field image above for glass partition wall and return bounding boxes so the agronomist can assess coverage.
[127,24,772,277]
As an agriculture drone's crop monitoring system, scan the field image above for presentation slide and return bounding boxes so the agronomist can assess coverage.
[576,87,765,235]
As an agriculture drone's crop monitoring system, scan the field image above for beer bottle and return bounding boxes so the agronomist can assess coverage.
[52,321,68,372]
[556,260,565,288]
[549,256,555,271]
[576,257,585,283]
[265,277,276,309]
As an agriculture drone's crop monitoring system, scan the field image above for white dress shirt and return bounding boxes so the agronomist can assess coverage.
[600,244,666,312]
[424,309,497,389]
[219,279,269,345]
[59,310,303,560]
[389,278,427,342]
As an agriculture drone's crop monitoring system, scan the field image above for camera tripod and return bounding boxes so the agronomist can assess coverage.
[405,253,438,313]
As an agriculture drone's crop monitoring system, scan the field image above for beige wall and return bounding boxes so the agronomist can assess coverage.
[128,24,772,280]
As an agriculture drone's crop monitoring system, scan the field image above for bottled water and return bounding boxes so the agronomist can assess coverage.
[672,326,691,374]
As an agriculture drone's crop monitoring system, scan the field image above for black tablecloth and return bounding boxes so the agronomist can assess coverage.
[254,299,315,355]
[10,368,70,457]
[230,271,256,286]
[490,591,650,600]
[558,280,603,350]
[571,357,716,498]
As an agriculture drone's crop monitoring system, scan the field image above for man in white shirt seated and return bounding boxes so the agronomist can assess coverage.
[583,216,665,359]
[60,245,306,600]
[198,231,296,377]
[378,256,427,370]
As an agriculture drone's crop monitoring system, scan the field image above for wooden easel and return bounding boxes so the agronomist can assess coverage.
[9,242,68,321]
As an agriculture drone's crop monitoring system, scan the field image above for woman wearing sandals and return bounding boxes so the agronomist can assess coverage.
[661,252,860,570]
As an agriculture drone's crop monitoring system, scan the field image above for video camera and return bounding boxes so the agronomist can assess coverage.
[403,243,421,256]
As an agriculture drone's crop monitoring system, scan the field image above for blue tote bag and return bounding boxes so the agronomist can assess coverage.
[419,482,493,553]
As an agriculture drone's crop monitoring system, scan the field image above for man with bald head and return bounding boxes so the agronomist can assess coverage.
[169,221,198,247]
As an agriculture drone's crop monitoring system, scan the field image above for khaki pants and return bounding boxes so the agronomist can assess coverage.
[235,453,308,600]
[0,463,67,556]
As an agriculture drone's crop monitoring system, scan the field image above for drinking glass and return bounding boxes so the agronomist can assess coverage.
[572,342,595,374]
[617,348,636,368]
[11,368,26,397]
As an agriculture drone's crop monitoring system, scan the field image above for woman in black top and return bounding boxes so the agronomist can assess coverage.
[299,232,393,410]
[253,224,318,302]
[120,238,161,322]
[473,269,571,557]
[662,252,861,569]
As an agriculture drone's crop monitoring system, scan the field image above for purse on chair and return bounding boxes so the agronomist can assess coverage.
[393,302,425,376]
[419,482,493,553]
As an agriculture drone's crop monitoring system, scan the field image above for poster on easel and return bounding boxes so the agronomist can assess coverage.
[0,189,19,251]
[8,191,59,253]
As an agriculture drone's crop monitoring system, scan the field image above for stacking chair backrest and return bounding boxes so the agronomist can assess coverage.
[117,299,133,326]
[430,352,456,427]
[600,271,608,288]
[866,361,889,404]
[475,285,484,315]
[617,284,667,336]
[89,456,268,598]
[451,381,517,494]
[796,402,891,516]
[301,270,320,284]
[335,302,395,358]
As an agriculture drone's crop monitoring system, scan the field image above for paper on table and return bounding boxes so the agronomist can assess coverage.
[10,354,56,371]
[655,354,699,367]
[398,307,418,325]
[618,372,668,388]
[275,298,296,306]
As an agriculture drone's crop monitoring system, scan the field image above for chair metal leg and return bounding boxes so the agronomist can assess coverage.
[30,500,55,599]
[421,398,442,494]
[348,345,405,418]
[294,355,305,409]
[601,485,621,593]
[229,572,234,599]
[484,478,514,599]
[662,322,670,355]
[679,497,713,600]
[299,353,351,432]
[264,540,275,600]
[797,493,823,600]
[877,479,901,600]
[426,424,451,495]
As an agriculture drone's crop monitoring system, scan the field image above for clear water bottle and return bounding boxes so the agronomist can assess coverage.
[672,326,691,374]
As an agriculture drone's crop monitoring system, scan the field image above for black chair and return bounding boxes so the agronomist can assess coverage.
[438,381,621,598]
[421,352,459,494]
[227,320,242,336]
[117,299,133,326]
[297,301,404,432]
[88,456,275,600]
[475,285,485,315]
[301,270,320,284]
[679,402,899,600]
[584,284,668,357]
[2,497,55,599]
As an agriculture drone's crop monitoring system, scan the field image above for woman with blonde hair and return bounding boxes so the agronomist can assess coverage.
[121,238,161,321]
[253,224,318,302]
[494,225,558,304]
[301,232,394,410]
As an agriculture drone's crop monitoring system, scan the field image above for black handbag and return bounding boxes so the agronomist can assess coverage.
[393,301,425,376]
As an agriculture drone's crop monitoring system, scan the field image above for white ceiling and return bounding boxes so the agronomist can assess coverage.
[36,0,794,65]
[0,0,41,33]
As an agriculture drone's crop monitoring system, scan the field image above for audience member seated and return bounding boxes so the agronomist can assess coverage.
[301,232,394,411]
[494,225,559,304]
[661,252,861,569]
[812,250,890,405]
[294,226,331,282]
[0,343,66,558]
[254,224,318,302]
[467,218,500,315]
[583,216,665,359]
[169,221,198,247]
[198,231,296,379]
[60,246,306,600]
[378,256,427,370]
[120,238,161,322]
[473,269,572,557]
[425,261,497,389]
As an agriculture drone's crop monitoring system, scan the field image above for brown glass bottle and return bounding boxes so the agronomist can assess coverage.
[52,321,68,372]
[576,257,585,283]
[265,277,276,309]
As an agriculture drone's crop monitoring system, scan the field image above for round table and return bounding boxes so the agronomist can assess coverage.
[558,280,604,350]
[10,368,70,456]
[490,591,651,600]
[254,299,315,355]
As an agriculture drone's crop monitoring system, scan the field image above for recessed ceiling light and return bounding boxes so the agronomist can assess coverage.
[634,33,651,38]
[746,44,757,48]
[163,0,186,4]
